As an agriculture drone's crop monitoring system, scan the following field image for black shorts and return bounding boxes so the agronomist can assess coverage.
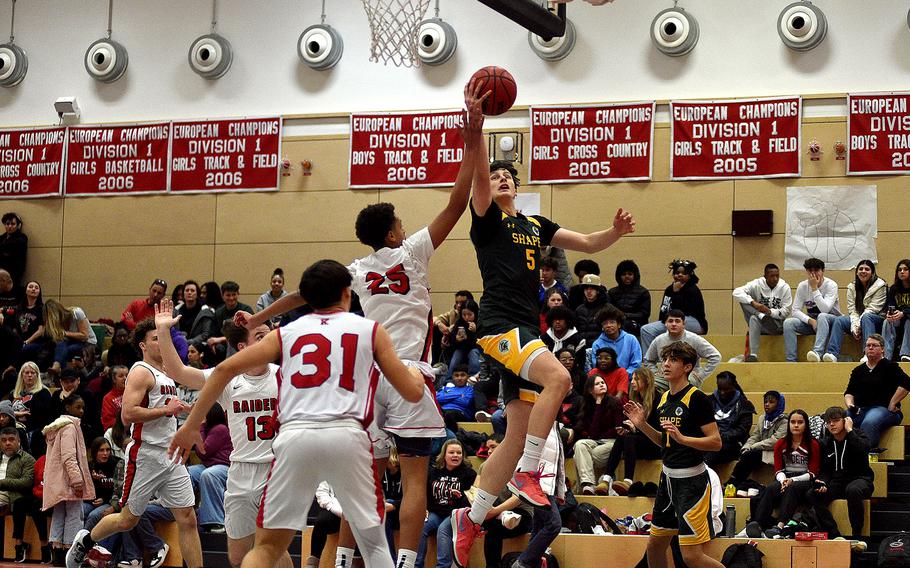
[477,323,548,405]
[392,434,434,457]
[650,469,714,546]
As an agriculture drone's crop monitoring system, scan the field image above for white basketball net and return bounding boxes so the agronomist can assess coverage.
[361,0,431,67]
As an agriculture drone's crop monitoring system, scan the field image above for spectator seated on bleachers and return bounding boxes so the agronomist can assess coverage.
[120,279,167,331]
[882,259,910,361]
[639,259,708,354]
[416,440,475,568]
[568,259,599,310]
[844,333,910,450]
[433,291,473,367]
[446,300,480,380]
[11,362,52,458]
[585,305,641,376]
[822,260,887,363]
[437,365,475,433]
[726,391,788,488]
[605,368,661,495]
[732,264,792,362]
[573,375,624,495]
[807,407,874,543]
[102,324,138,369]
[784,258,842,362]
[541,307,586,363]
[539,289,568,334]
[43,299,97,378]
[187,404,232,534]
[83,438,120,540]
[101,366,128,432]
[748,410,820,538]
[642,309,720,392]
[586,348,629,402]
[607,260,651,338]
[705,371,754,467]
[0,426,46,563]
[538,256,568,309]
[173,281,217,350]
[574,274,609,348]
[555,347,586,397]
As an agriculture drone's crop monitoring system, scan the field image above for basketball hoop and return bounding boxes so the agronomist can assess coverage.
[361,0,431,67]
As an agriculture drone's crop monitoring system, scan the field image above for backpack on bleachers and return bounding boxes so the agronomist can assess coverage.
[878,532,910,567]
[721,542,763,568]
[566,502,620,534]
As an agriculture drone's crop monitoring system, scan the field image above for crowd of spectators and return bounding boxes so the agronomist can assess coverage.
[1,207,907,560]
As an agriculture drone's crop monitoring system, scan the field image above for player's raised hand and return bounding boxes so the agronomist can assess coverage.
[460,78,490,144]
[234,310,254,330]
[169,422,206,465]
[612,208,636,236]
[623,400,645,428]
[154,298,181,329]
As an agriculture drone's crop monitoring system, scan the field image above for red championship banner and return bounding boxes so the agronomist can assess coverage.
[171,117,282,193]
[349,110,464,188]
[670,97,801,180]
[64,123,170,196]
[847,92,910,175]
[0,127,66,199]
[529,102,654,183]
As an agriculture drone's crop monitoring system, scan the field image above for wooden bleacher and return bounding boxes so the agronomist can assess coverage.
[316,531,851,568]
[704,334,864,362]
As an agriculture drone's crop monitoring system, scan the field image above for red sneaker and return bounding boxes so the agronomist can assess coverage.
[451,507,484,568]
[507,469,552,507]
[85,545,113,568]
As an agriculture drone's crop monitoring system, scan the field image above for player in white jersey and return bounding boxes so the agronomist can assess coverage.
[171,260,424,568]
[67,318,204,568]
[151,298,292,568]
[238,81,489,568]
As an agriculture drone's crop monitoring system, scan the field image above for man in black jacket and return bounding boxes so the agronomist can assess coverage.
[574,274,609,347]
[807,406,874,544]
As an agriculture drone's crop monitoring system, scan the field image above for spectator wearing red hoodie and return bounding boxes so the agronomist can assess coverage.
[100,365,128,431]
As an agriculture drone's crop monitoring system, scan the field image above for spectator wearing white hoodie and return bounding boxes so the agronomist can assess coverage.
[732,264,793,362]
[823,260,887,362]
[783,258,842,362]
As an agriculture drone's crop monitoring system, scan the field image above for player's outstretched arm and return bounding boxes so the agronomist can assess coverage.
[236,291,307,329]
[155,298,206,389]
[170,330,282,463]
[550,208,635,253]
[373,325,424,403]
[427,79,490,248]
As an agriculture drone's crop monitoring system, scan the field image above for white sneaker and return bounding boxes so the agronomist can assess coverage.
[118,560,142,568]
[499,510,522,530]
[822,353,838,363]
[806,351,820,362]
[901,355,910,362]
[727,355,745,363]
[149,543,169,568]
[747,488,760,497]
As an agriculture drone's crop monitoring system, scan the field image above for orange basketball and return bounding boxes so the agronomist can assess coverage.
[469,66,517,116]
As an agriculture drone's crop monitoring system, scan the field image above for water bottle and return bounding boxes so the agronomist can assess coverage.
[725,504,736,537]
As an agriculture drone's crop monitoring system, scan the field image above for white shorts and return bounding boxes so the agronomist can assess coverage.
[224,461,271,539]
[374,361,445,438]
[258,421,385,531]
[121,441,194,516]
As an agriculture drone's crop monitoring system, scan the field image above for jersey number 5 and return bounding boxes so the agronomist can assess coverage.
[365,263,411,295]
[525,248,535,270]
[290,333,359,391]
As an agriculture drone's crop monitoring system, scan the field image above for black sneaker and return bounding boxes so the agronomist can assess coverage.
[41,544,52,564]
[643,482,659,498]
[627,481,645,497]
[66,529,91,568]
[745,521,764,538]
[14,542,29,563]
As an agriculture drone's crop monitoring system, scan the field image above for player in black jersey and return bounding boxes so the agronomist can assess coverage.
[624,341,724,568]
[451,160,635,568]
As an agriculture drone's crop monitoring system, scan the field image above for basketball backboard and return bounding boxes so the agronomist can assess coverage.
[476,0,566,39]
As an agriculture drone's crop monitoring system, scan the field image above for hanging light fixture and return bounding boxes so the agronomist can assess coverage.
[85,0,129,82]
[0,0,27,87]
[651,1,699,57]
[298,0,344,70]
[417,0,457,66]
[188,0,233,79]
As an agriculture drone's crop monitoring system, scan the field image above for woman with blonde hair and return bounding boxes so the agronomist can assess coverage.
[12,361,52,456]
[43,299,96,376]
[604,367,663,495]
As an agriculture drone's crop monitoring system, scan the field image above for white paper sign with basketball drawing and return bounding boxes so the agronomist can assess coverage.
[784,185,878,270]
